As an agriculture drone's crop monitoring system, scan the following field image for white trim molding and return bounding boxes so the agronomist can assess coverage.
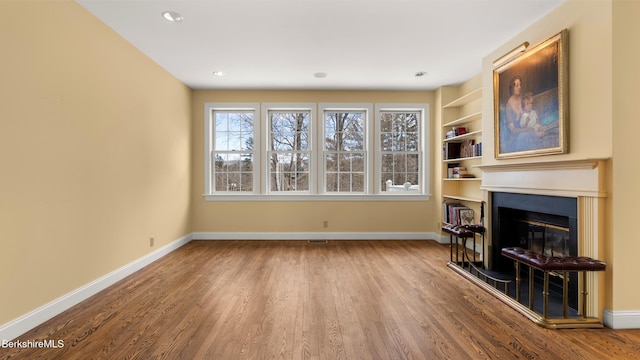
[0,234,192,342]
[192,231,441,242]
[477,158,609,198]
[603,309,640,329]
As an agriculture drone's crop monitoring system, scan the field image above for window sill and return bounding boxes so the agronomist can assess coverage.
[203,194,431,202]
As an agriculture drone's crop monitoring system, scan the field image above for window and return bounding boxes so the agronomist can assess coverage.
[205,104,259,195]
[265,106,314,193]
[321,104,371,194]
[204,102,429,200]
[376,105,425,194]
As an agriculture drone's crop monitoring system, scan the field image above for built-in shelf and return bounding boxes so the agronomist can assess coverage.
[444,156,482,163]
[443,88,482,108]
[443,194,484,203]
[443,111,482,128]
[440,79,483,233]
[443,130,482,142]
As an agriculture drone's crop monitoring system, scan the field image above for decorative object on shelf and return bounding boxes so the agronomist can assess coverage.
[451,166,467,178]
[453,127,467,136]
[445,127,469,139]
[459,208,474,225]
[446,162,459,178]
[493,29,568,159]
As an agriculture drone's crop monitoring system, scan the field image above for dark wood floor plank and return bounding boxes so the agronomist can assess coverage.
[2,240,640,360]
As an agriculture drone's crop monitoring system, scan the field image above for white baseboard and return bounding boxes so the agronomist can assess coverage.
[0,234,192,341]
[192,231,441,241]
[603,309,640,329]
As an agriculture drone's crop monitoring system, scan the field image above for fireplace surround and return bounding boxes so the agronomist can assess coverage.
[477,158,608,321]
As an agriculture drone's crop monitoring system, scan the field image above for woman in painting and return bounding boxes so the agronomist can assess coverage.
[500,75,524,152]
[503,76,543,152]
[505,75,523,134]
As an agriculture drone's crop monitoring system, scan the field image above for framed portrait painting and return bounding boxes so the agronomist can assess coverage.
[493,29,568,159]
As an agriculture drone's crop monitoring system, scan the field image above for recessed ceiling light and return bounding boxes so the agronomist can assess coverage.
[414,71,427,77]
[212,71,226,77]
[161,11,183,22]
[313,72,328,78]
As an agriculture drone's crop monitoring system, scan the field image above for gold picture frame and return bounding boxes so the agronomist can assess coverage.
[493,29,568,159]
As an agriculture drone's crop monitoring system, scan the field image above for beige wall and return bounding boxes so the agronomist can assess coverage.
[481,0,613,166]
[0,1,192,325]
[611,0,640,311]
[190,90,437,234]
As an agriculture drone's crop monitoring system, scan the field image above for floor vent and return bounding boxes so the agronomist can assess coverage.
[308,239,329,244]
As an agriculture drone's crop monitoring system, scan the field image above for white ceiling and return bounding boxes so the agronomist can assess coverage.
[76,0,564,90]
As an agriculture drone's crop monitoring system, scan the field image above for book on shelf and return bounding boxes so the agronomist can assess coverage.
[459,140,483,158]
[443,202,457,224]
[443,142,461,160]
[460,139,475,158]
[443,202,475,226]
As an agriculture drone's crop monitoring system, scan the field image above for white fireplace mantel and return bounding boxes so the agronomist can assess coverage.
[476,158,609,198]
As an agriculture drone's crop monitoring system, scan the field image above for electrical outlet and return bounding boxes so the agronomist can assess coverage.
[149,237,154,247]
[323,220,329,228]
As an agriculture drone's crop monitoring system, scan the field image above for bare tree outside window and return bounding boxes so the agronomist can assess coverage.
[380,111,421,191]
[268,111,310,192]
[213,111,254,192]
[324,111,366,192]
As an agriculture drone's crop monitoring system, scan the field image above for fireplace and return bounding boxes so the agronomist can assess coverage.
[478,158,608,319]
[490,192,577,271]
[490,192,579,309]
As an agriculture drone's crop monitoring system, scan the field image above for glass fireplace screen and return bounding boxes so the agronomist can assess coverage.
[516,219,571,257]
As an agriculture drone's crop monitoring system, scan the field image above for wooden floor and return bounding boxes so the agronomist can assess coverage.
[3,240,640,359]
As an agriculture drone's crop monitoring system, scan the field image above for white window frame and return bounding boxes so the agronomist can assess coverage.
[318,103,373,196]
[204,103,260,196]
[262,103,317,196]
[374,103,430,197]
